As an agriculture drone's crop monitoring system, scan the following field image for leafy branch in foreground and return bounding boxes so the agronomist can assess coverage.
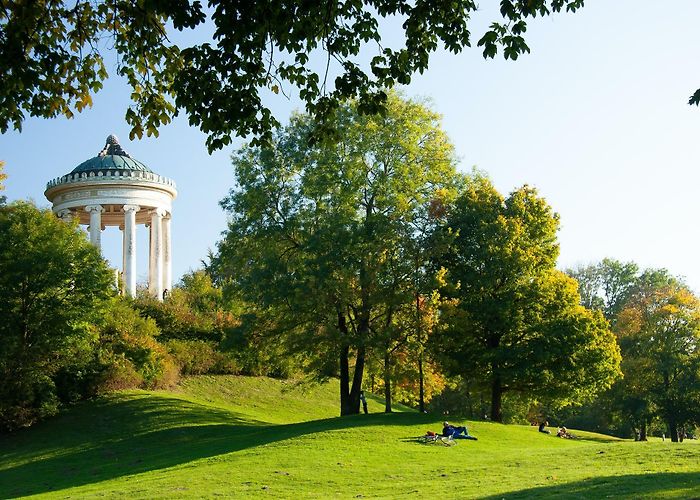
[1,0,584,152]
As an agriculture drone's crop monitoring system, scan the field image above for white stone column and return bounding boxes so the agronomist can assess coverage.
[120,224,126,294]
[162,213,172,296]
[148,208,166,300]
[85,204,104,250]
[123,204,140,297]
[148,221,154,295]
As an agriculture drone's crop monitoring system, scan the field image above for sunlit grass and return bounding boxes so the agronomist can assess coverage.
[1,375,699,498]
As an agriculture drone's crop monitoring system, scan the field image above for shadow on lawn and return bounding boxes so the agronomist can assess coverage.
[484,472,700,499]
[0,393,421,498]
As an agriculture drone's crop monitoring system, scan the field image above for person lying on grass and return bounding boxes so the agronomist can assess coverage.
[442,421,478,440]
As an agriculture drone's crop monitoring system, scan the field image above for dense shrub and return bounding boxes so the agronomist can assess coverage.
[166,339,240,375]
[0,373,60,431]
[96,352,145,391]
[133,270,241,343]
[53,358,108,403]
[133,270,256,376]
[134,296,224,342]
[98,300,179,390]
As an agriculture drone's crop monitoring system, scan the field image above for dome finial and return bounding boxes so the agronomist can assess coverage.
[98,134,131,158]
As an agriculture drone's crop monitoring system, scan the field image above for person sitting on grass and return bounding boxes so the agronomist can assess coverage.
[442,421,478,441]
[557,426,573,439]
[538,421,551,434]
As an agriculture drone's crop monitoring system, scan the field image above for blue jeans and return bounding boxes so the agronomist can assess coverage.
[451,427,477,440]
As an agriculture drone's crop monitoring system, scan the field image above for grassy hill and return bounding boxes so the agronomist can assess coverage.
[1,376,699,499]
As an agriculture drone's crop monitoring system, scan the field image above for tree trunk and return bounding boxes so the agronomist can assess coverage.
[338,311,353,416]
[486,333,503,422]
[337,303,367,416]
[639,421,648,441]
[490,376,503,422]
[349,345,366,414]
[418,349,425,413]
[339,343,352,416]
[663,371,678,442]
[466,387,474,419]
[669,418,679,442]
[384,349,392,413]
[415,291,425,413]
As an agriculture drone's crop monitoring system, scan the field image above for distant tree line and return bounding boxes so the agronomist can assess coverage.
[563,260,700,442]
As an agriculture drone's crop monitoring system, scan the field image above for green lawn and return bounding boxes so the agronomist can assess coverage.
[1,375,699,499]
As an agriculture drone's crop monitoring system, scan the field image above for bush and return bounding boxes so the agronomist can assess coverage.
[132,270,258,377]
[97,353,145,391]
[211,354,240,375]
[132,271,241,344]
[166,339,240,375]
[54,360,107,403]
[166,340,218,374]
[98,299,179,390]
[0,373,59,431]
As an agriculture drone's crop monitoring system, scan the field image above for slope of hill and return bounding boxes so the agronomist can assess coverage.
[1,375,699,499]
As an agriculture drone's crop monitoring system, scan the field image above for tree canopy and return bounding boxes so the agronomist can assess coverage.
[574,264,700,442]
[436,175,621,422]
[567,258,639,324]
[1,0,584,151]
[618,272,700,442]
[0,202,115,429]
[214,92,461,414]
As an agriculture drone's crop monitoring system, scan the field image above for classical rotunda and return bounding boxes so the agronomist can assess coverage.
[45,135,177,299]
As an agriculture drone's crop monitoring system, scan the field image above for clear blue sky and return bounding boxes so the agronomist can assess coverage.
[2,1,700,290]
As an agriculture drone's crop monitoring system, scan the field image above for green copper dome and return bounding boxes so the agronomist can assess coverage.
[70,135,153,174]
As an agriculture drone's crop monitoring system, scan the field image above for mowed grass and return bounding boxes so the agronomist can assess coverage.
[1,376,700,499]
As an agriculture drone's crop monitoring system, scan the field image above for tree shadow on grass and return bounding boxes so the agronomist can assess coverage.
[0,394,422,498]
[483,472,700,499]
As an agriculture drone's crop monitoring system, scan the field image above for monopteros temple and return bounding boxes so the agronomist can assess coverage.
[45,135,177,299]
